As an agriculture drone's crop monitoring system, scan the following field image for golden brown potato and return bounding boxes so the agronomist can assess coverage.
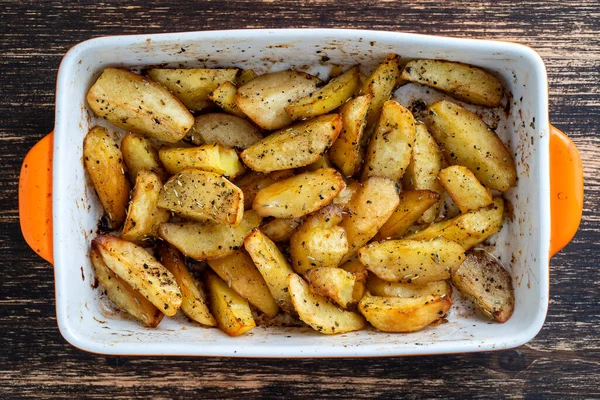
[362,100,416,181]
[241,114,342,172]
[297,154,333,173]
[91,245,164,328]
[405,197,504,249]
[122,170,170,245]
[205,269,256,336]
[438,165,493,213]
[358,238,465,283]
[328,94,372,177]
[186,113,263,150]
[285,66,359,120]
[157,169,244,225]
[253,168,345,219]
[426,101,517,192]
[209,81,247,118]
[237,69,257,86]
[87,68,194,143]
[401,59,503,107]
[147,68,238,112]
[236,70,322,130]
[332,179,361,210]
[244,229,295,313]
[304,267,363,309]
[452,250,514,322]
[158,144,245,178]
[157,245,216,326]
[83,126,130,228]
[261,218,302,242]
[359,292,451,333]
[207,250,279,318]
[367,276,452,298]
[159,210,262,260]
[402,122,444,223]
[92,234,181,316]
[234,169,295,209]
[361,54,402,130]
[121,134,165,182]
[376,190,440,240]
[288,273,366,334]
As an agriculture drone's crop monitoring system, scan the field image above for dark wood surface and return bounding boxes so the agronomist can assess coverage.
[2,1,599,398]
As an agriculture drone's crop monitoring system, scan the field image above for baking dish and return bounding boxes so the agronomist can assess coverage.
[18,29,583,357]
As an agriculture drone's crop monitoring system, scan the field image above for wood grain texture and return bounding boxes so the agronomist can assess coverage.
[1,0,599,398]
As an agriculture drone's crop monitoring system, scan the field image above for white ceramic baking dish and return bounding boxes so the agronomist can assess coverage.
[19,29,583,357]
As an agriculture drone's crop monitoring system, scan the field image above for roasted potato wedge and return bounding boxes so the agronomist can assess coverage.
[361,54,402,130]
[359,292,451,333]
[83,126,131,228]
[241,114,342,172]
[122,169,170,245]
[402,122,444,223]
[91,245,164,328]
[305,267,363,309]
[288,273,366,334]
[359,238,465,283]
[367,276,452,298]
[121,134,165,182]
[261,218,302,242]
[234,169,295,209]
[158,144,245,178]
[237,69,257,86]
[236,70,322,130]
[205,269,256,336]
[298,154,334,173]
[209,81,247,118]
[207,250,279,318]
[405,197,504,249]
[253,168,345,219]
[376,190,440,240]
[147,68,238,112]
[87,68,194,143]
[362,100,416,181]
[285,66,359,120]
[438,165,493,213]
[92,235,181,316]
[158,169,243,225]
[244,229,295,313]
[157,244,216,326]
[452,250,514,322]
[328,94,372,177]
[401,59,503,107]
[332,179,361,210]
[187,113,263,150]
[426,100,517,191]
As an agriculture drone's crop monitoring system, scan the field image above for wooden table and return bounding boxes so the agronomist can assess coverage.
[2,1,598,398]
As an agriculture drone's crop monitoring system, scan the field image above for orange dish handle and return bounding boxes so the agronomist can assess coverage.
[549,125,584,257]
[19,132,54,264]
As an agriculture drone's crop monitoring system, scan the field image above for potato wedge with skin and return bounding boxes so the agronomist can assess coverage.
[83,126,130,228]
[359,292,451,333]
[237,69,257,86]
[147,68,238,112]
[92,235,181,316]
[402,123,444,223]
[235,169,295,209]
[157,244,216,326]
[209,81,247,118]
[158,169,243,225]
[87,68,194,143]
[121,134,165,182]
[91,245,164,328]
[285,66,359,120]
[244,229,295,313]
[340,177,400,262]
[236,70,322,130]
[329,94,372,178]
[205,269,256,337]
[438,165,493,213]
[452,250,514,322]
[376,190,440,241]
[401,59,503,107]
[426,101,517,191]
[359,238,465,283]
[288,273,366,334]
[159,210,262,260]
[261,218,302,242]
[158,145,245,178]
[405,197,504,249]
[253,168,345,219]
[361,54,403,131]
[187,113,263,150]
[241,114,342,172]
[207,250,279,318]
[305,267,363,309]
[367,276,452,298]
[122,170,170,245]
[362,100,416,181]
